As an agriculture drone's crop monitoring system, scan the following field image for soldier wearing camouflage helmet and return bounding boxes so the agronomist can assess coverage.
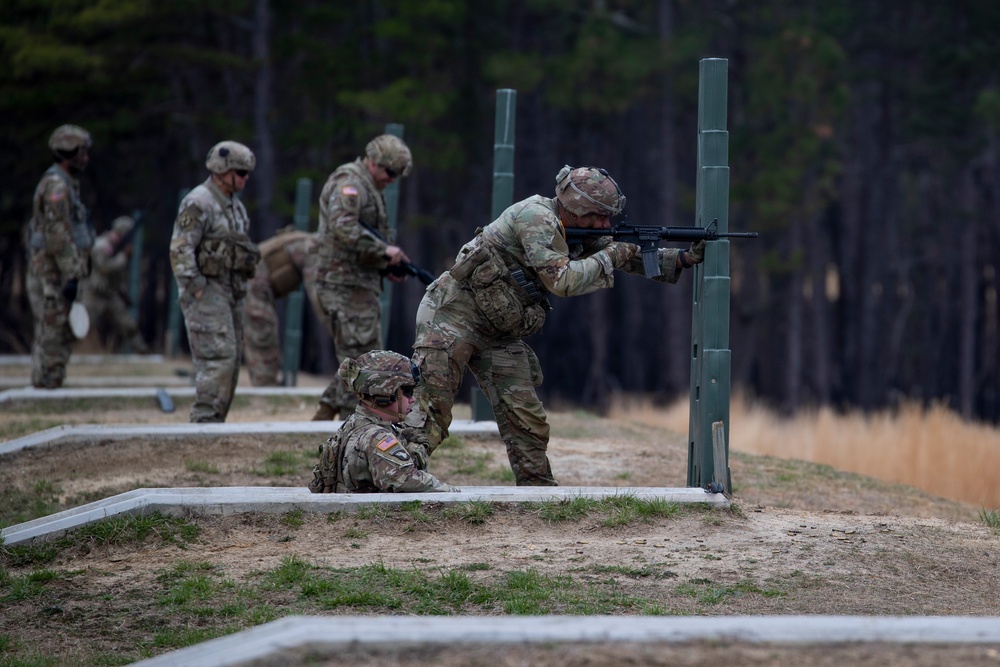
[25,124,96,388]
[81,215,149,353]
[400,165,706,486]
[306,134,419,421]
[170,140,261,422]
[307,350,459,494]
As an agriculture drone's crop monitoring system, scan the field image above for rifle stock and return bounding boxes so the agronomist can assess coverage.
[564,218,757,278]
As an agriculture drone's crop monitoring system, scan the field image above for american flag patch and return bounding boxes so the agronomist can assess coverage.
[342,185,358,196]
[376,435,399,451]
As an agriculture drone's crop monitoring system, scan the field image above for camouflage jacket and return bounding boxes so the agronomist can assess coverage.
[309,159,392,291]
[340,404,457,493]
[26,164,94,286]
[88,231,129,296]
[169,178,253,299]
[476,195,681,299]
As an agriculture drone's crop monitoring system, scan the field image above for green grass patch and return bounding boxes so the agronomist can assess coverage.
[980,507,1000,532]
[675,577,785,605]
[1,512,199,568]
[0,480,62,529]
[184,460,219,474]
[254,451,306,477]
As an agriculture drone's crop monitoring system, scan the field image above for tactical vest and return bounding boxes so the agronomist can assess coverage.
[323,160,388,264]
[194,184,259,279]
[28,165,95,261]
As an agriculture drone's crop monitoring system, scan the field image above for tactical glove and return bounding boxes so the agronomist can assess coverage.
[603,242,638,269]
[685,239,706,266]
[405,441,429,471]
[62,278,79,302]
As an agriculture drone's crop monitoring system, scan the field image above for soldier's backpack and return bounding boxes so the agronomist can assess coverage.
[307,432,346,493]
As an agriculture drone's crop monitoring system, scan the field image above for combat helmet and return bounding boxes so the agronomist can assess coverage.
[365,134,412,178]
[205,141,256,174]
[338,350,419,403]
[554,165,625,217]
[112,216,135,236]
[48,125,92,157]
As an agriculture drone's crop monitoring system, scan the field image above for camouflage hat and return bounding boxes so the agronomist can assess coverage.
[48,125,92,153]
[554,165,625,217]
[365,134,412,177]
[205,141,256,174]
[111,216,135,235]
[338,350,418,399]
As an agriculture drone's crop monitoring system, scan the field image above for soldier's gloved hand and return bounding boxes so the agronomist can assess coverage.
[62,279,79,302]
[603,242,638,269]
[683,240,706,267]
[405,441,429,470]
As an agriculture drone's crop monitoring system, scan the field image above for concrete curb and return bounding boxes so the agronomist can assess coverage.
[0,354,164,366]
[0,419,498,456]
[0,485,726,546]
[0,385,324,404]
[128,615,1000,666]
[0,376,192,389]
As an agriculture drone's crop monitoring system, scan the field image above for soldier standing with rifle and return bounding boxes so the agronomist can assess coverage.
[402,165,707,486]
[82,215,149,353]
[170,141,260,423]
[25,124,96,388]
[306,134,419,421]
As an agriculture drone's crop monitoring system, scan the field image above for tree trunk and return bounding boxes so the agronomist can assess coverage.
[252,0,277,239]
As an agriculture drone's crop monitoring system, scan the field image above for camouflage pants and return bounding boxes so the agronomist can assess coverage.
[82,288,144,353]
[27,271,74,389]
[243,281,281,386]
[314,282,382,416]
[180,280,244,422]
[404,275,555,486]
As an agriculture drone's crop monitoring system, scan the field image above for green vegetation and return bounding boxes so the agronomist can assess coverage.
[675,577,786,605]
[980,507,1000,532]
[1,512,199,568]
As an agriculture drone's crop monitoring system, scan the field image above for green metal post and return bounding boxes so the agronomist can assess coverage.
[687,58,732,492]
[282,177,312,386]
[470,89,517,421]
[380,123,404,345]
[165,189,189,357]
[127,209,144,325]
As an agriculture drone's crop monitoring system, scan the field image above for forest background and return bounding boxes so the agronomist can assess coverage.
[2,0,1000,422]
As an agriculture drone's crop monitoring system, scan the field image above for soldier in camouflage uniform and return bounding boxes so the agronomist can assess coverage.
[170,141,261,422]
[308,350,459,494]
[243,227,320,386]
[403,165,707,485]
[82,215,149,354]
[25,125,96,388]
[307,134,418,420]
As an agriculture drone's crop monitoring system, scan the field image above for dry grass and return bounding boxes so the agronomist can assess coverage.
[610,393,1000,509]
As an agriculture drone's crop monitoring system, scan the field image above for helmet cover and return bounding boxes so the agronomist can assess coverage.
[339,350,418,398]
[554,165,625,217]
[365,134,413,177]
[206,141,256,174]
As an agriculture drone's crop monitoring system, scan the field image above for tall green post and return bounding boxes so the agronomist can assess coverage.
[687,58,732,492]
[470,89,517,421]
[282,177,312,386]
[165,189,189,357]
[127,209,144,326]
[380,123,405,345]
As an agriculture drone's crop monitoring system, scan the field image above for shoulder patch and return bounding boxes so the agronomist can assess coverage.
[342,185,359,196]
[376,435,400,451]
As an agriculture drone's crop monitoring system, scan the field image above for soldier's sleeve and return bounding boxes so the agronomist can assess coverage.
[41,178,84,282]
[367,431,458,492]
[329,178,389,267]
[169,202,208,295]
[519,211,616,297]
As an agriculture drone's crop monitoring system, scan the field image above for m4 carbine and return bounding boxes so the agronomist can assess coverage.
[563,218,757,278]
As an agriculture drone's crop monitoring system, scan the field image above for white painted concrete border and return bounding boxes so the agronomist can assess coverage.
[0,376,192,389]
[0,354,163,366]
[129,615,1000,666]
[0,485,726,546]
[0,419,498,455]
[0,385,324,404]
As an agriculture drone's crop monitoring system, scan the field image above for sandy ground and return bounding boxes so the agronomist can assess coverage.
[2,358,1000,665]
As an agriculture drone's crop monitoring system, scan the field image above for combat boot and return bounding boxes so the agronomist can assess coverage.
[312,402,338,421]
